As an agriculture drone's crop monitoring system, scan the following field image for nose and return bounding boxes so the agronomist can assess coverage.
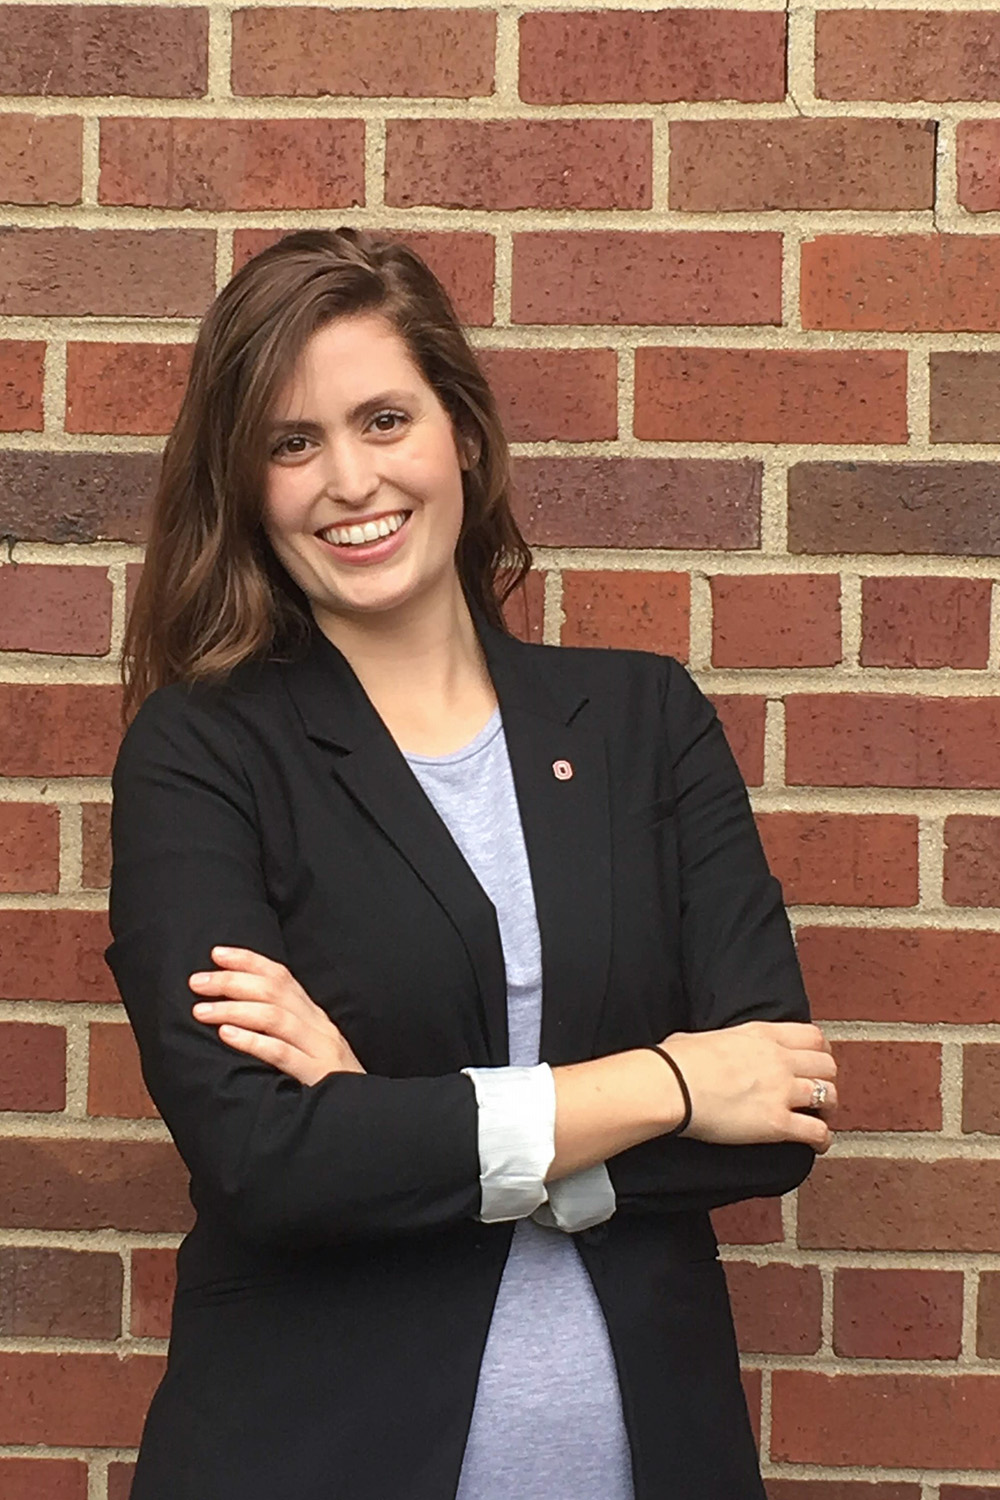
[321,434,380,509]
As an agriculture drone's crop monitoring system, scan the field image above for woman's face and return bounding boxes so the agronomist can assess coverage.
[261,311,471,631]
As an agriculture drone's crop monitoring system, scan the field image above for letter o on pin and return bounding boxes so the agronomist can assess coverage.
[552,759,573,781]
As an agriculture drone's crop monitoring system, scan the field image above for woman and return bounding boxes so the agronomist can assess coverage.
[106,227,836,1500]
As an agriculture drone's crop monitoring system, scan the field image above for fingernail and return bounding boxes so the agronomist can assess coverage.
[212,946,232,956]
[192,1002,214,1015]
[190,974,211,986]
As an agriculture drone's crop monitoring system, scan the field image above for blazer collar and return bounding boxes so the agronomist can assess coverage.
[278,608,611,1068]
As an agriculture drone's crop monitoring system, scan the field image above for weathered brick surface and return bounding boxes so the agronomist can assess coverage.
[81,802,112,890]
[799,1160,1000,1252]
[710,696,766,788]
[519,11,785,104]
[816,12,1000,103]
[561,571,689,659]
[0,685,122,776]
[797,928,1000,1025]
[0,1023,65,1112]
[0,451,160,543]
[0,1247,122,1339]
[767,1485,920,1500]
[0,115,82,206]
[0,1459,88,1500]
[829,1040,941,1133]
[957,122,1000,212]
[670,120,934,212]
[945,818,1000,908]
[0,910,118,1003]
[0,1139,191,1232]
[635,349,907,445]
[0,339,44,431]
[756,813,919,909]
[66,343,192,437]
[713,1197,784,1246]
[724,1261,822,1354]
[833,1268,963,1359]
[477,350,617,442]
[789,463,1000,556]
[0,803,60,892]
[963,1045,1000,1134]
[107,1465,136,1500]
[711,575,841,668]
[0,229,215,318]
[860,577,991,669]
[0,564,113,655]
[931,352,1000,443]
[0,1351,165,1446]
[978,1272,1000,1357]
[802,236,1000,333]
[0,7,208,97]
[131,1247,177,1339]
[88,1023,157,1120]
[785,695,1000,789]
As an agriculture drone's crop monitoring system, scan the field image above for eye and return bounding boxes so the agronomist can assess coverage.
[270,433,313,459]
[369,410,408,436]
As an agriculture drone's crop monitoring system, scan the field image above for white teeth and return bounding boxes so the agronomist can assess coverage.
[319,512,408,547]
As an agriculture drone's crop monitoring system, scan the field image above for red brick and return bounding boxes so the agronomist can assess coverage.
[817,12,1000,103]
[561,572,689,659]
[100,117,365,211]
[0,564,113,655]
[786,695,1000,790]
[519,11,785,104]
[671,119,934,212]
[802,235,1000,333]
[978,1272,1000,1357]
[85,328,169,457]
[742,1366,762,1447]
[0,229,215,317]
[126,561,144,619]
[0,7,208,97]
[830,1040,941,1133]
[963,1045,1000,1134]
[789,462,1000,556]
[834,1269,963,1359]
[711,575,841,668]
[946,817,1000,908]
[478,349,617,442]
[0,684,121,776]
[861,577,990,669]
[757,813,918,909]
[512,458,760,549]
[0,114,81,206]
[713,1197,783,1246]
[0,338,43,430]
[131,1247,177,1338]
[0,1351,164,1446]
[0,803,60,893]
[0,1459,87,1500]
[386,120,650,211]
[0,1247,122,1338]
[233,227,495,329]
[636,349,907,445]
[931,353,1000,442]
[512,232,782,326]
[232,9,494,98]
[0,1023,65,1111]
[89,1023,157,1119]
[768,1485,920,1500]
[709,696,766,788]
[772,1371,1000,1468]
[724,1261,822,1354]
[958,122,1000,212]
[107,1466,136,1500]
[0,910,118,1003]
[501,571,545,646]
[799,1159,1000,1252]
[797,927,1000,1025]
[0,1138,191,1232]
[82,802,111,889]
[941,1489,1000,1500]
[0,451,160,544]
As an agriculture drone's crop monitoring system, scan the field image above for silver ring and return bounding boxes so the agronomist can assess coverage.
[809,1080,828,1110]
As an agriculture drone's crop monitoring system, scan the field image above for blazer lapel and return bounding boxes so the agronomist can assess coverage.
[279,621,509,1064]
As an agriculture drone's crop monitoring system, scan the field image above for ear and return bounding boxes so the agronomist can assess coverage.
[457,424,481,471]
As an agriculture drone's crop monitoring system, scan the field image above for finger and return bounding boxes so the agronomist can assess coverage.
[188,970,275,1002]
[779,1109,832,1154]
[208,946,287,977]
[787,1048,838,1082]
[215,1023,313,1084]
[192,999,303,1045]
[764,1022,830,1053]
[791,1077,839,1113]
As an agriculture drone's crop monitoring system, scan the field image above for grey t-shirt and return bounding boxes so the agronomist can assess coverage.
[404,708,634,1500]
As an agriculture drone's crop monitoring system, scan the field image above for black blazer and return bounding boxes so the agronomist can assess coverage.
[105,609,814,1500]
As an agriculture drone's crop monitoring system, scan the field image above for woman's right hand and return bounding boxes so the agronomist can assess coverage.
[661,1021,837,1153]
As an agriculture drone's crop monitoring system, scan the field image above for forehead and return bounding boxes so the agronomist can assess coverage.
[272,312,430,415]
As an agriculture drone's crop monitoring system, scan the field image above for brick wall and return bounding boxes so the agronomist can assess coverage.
[1,3,1000,1495]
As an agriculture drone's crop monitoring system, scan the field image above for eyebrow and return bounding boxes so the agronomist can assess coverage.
[267,390,419,435]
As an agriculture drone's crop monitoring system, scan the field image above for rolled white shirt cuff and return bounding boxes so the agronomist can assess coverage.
[461,1063,556,1222]
[533,1162,616,1233]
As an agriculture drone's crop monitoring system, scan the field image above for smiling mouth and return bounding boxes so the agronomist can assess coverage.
[316,510,411,548]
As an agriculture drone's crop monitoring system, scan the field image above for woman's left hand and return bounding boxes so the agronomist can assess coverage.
[189,946,365,1086]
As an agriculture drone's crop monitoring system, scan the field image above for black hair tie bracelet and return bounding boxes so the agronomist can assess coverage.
[647,1045,693,1138]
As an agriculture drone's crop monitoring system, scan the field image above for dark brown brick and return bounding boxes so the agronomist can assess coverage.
[0,1351,164,1446]
[834,1268,963,1359]
[724,1261,822,1354]
[0,684,121,776]
[107,1465,136,1500]
[711,575,842,668]
[88,1023,157,1119]
[131,1246,176,1338]
[713,1197,783,1245]
[941,1489,1000,1500]
[511,458,760,549]
[519,10,785,104]
[799,1160,1000,1252]
[959,122,1000,212]
[756,813,919,908]
[0,451,159,543]
[501,571,545,645]
[670,119,935,212]
[0,563,113,655]
[0,229,215,317]
[0,339,44,431]
[232,9,494,98]
[82,802,112,889]
[786,694,1000,789]
[817,11,1000,102]
[0,803,60,893]
[0,1247,122,1338]
[931,352,1000,442]
[232,226,495,328]
[789,463,1000,556]
[0,1458,88,1500]
[946,818,1000,909]
[768,1484,920,1500]
[0,1023,65,1111]
[386,119,650,210]
[100,117,365,211]
[512,232,782,326]
[798,928,1000,1026]
[0,7,208,97]
[0,1139,191,1232]
[478,349,617,442]
[0,910,118,1003]
[861,576,991,668]
[831,1040,941,1132]
[978,1272,1000,1357]
[561,571,689,659]
[0,114,81,205]
[802,235,1000,333]
[964,1045,1000,1134]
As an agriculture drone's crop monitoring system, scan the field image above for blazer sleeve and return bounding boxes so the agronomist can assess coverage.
[104,685,482,1249]
[606,656,816,1215]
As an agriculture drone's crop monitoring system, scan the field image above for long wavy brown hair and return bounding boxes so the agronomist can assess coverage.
[120,228,531,724]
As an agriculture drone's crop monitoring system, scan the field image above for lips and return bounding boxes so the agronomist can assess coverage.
[316,509,411,548]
